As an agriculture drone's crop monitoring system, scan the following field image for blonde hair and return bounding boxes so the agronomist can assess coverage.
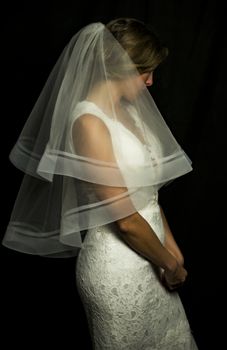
[106,17,168,75]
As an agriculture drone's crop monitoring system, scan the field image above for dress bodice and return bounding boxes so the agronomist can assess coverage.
[68,100,163,170]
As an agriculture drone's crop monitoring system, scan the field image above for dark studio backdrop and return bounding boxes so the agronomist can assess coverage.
[1,1,226,349]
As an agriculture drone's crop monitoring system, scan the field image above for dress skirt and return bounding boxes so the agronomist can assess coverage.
[75,201,198,349]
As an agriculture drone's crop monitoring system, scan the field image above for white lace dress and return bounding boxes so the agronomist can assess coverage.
[71,101,198,349]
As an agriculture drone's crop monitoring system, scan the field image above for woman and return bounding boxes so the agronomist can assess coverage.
[3,17,198,349]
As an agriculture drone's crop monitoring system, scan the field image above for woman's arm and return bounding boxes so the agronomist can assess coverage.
[73,114,187,288]
[160,205,184,266]
[116,212,183,271]
[117,212,187,289]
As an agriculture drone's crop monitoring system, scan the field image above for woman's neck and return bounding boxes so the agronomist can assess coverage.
[86,80,123,113]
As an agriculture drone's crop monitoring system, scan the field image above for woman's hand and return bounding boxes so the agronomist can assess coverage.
[161,263,188,291]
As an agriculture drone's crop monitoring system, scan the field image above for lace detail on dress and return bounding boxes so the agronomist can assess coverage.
[73,101,197,349]
[75,201,198,349]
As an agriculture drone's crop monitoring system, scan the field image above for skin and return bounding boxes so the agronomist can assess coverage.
[141,71,154,86]
[73,71,187,291]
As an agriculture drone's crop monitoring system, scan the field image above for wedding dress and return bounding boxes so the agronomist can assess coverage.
[69,101,198,349]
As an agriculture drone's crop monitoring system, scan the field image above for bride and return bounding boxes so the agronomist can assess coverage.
[3,17,198,349]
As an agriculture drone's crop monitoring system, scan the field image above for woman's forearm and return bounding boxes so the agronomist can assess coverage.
[160,205,184,266]
[116,212,179,273]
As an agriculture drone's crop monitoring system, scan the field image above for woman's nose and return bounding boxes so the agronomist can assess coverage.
[146,74,153,86]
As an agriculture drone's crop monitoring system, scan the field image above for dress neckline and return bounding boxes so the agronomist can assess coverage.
[80,100,145,147]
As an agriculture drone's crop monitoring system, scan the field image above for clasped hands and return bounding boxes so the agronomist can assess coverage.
[160,255,187,291]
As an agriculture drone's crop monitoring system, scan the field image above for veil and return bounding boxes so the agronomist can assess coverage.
[2,22,192,257]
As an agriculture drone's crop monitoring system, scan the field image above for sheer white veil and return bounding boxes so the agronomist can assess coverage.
[2,22,192,257]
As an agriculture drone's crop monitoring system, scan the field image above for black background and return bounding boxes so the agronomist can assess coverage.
[1,1,226,349]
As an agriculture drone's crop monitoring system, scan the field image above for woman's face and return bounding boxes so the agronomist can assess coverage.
[122,71,154,101]
[140,72,153,87]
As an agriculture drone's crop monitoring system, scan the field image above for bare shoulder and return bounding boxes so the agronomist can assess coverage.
[72,113,110,136]
[72,113,114,161]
